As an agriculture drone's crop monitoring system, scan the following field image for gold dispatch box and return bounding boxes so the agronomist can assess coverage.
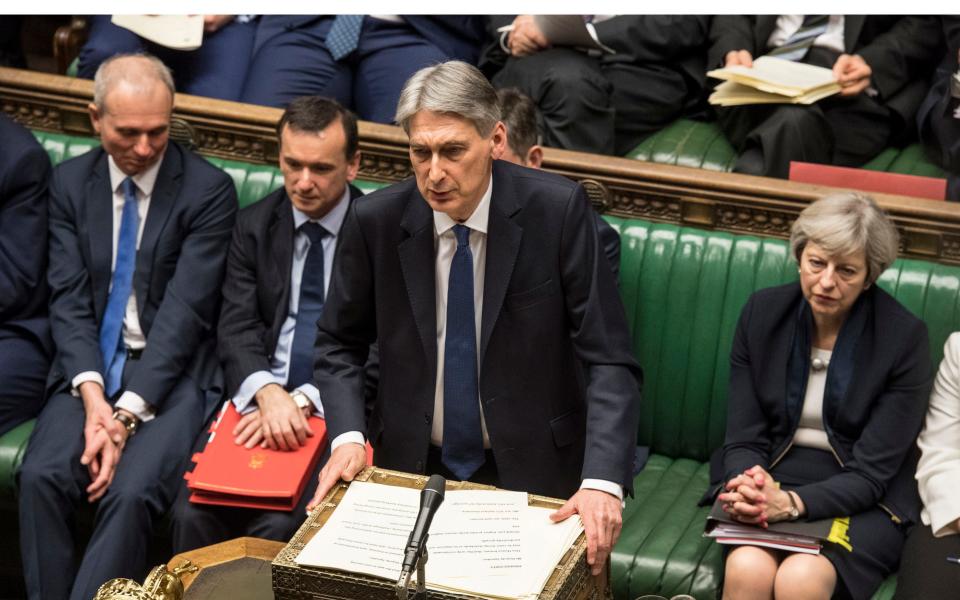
[272,467,609,600]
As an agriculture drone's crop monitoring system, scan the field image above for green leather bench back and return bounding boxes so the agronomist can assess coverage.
[29,131,388,208]
[627,118,946,178]
[605,216,960,462]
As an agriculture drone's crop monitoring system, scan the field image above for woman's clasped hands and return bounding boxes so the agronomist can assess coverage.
[718,465,803,527]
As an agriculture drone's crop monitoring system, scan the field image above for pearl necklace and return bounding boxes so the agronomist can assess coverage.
[810,356,830,372]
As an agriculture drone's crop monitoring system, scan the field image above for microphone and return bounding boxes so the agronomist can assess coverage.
[399,474,446,583]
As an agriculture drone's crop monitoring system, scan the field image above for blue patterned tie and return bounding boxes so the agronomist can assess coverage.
[326,15,364,61]
[767,15,831,62]
[442,224,484,480]
[99,177,139,397]
[287,222,327,389]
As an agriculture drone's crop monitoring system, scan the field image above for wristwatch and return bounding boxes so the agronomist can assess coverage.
[290,390,311,411]
[112,410,139,437]
[785,490,801,521]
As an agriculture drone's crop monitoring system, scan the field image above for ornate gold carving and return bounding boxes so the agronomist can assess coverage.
[93,561,197,600]
[580,179,610,212]
[168,117,196,150]
[607,190,682,223]
[715,204,793,237]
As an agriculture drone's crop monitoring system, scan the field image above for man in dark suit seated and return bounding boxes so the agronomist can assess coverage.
[170,96,365,551]
[307,61,641,576]
[239,15,485,123]
[495,87,620,278]
[709,15,942,178]
[17,54,237,600]
[0,114,53,437]
[78,15,256,102]
[917,16,960,201]
[482,15,710,155]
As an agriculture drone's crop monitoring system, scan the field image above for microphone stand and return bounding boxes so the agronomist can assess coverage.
[395,545,429,600]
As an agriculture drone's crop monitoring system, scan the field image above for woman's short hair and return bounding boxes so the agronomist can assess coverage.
[790,192,900,285]
[394,61,501,136]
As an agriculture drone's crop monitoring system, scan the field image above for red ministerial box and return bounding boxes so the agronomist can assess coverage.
[789,161,947,201]
[185,402,328,511]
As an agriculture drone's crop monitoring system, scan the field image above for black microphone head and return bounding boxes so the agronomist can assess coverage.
[424,474,446,500]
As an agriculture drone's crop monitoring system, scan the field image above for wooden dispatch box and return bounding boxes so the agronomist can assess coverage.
[271,467,610,599]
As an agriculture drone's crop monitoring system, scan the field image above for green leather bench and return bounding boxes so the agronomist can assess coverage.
[605,216,960,599]
[627,118,946,179]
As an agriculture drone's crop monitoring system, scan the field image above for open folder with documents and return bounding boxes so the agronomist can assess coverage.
[708,56,842,106]
[295,481,583,599]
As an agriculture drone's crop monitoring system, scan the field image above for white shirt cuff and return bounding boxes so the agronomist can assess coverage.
[331,431,366,451]
[114,391,156,423]
[233,370,280,415]
[580,478,624,502]
[293,383,324,418]
[71,371,104,396]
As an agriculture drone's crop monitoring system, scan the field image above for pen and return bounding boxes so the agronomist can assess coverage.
[947,556,960,565]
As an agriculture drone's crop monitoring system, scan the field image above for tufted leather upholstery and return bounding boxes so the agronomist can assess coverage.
[627,118,945,180]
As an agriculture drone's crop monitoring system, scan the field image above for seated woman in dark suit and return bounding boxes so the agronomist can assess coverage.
[894,333,960,600]
[713,192,934,600]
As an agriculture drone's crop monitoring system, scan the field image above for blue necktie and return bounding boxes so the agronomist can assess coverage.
[442,224,484,480]
[99,177,139,397]
[287,222,327,389]
[767,15,831,62]
[326,15,364,61]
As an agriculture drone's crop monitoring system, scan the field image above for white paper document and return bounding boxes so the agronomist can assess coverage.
[296,481,583,599]
[111,15,204,51]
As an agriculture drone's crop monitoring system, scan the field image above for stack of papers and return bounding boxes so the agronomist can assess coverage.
[111,15,204,51]
[708,56,841,106]
[296,481,583,599]
[703,497,840,555]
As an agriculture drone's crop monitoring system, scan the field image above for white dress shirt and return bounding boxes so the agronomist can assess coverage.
[767,15,846,55]
[71,156,163,422]
[232,185,351,417]
[333,175,622,500]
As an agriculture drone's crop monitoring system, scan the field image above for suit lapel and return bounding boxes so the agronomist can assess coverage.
[270,192,295,334]
[87,151,114,319]
[398,190,438,374]
[479,164,522,365]
[135,144,183,312]
[843,16,865,53]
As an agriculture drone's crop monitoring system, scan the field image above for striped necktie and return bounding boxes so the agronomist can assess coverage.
[768,16,831,62]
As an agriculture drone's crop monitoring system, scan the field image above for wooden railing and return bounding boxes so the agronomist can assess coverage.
[3,66,960,265]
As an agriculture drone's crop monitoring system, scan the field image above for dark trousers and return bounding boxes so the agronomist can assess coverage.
[0,322,50,437]
[492,47,693,155]
[894,524,960,600]
[77,16,256,101]
[716,47,892,179]
[240,17,448,123]
[17,373,206,600]
[170,420,327,553]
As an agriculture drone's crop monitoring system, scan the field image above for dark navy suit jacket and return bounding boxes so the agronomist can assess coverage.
[46,141,237,417]
[315,160,641,499]
[218,184,363,397]
[0,115,52,352]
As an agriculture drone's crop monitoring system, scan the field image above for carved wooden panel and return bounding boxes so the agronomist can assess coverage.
[4,66,960,267]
